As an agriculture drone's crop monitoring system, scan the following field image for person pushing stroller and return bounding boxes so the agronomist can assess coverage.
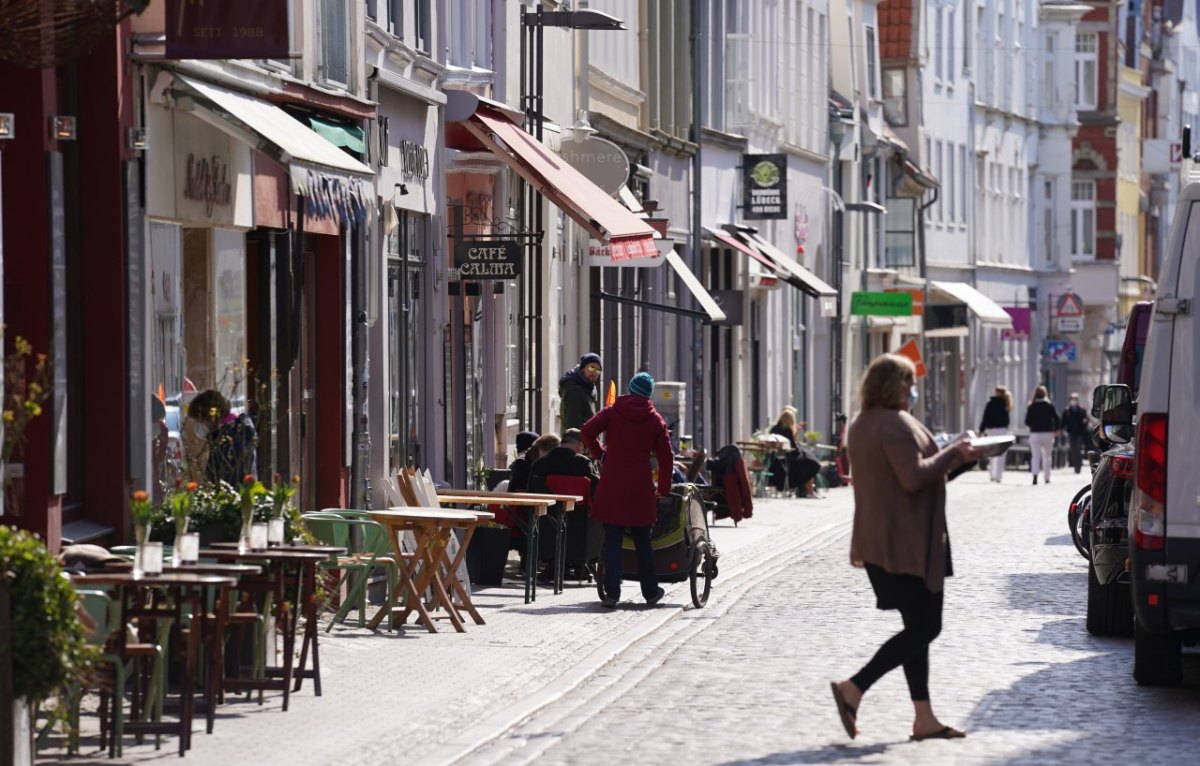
[581,372,675,607]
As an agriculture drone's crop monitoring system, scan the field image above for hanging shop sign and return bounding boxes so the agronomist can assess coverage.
[742,153,787,220]
[166,0,291,60]
[850,291,913,316]
[560,137,630,197]
[455,240,521,279]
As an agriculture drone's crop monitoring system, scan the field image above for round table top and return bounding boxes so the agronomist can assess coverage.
[71,572,238,587]
[104,561,263,576]
[208,541,345,555]
[199,547,335,562]
[375,507,482,523]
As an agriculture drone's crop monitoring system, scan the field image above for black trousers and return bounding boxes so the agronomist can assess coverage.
[850,565,944,701]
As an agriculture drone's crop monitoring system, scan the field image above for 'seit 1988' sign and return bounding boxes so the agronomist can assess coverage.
[454,240,521,279]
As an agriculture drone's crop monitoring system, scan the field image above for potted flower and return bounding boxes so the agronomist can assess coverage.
[129,488,154,574]
[237,475,266,552]
[268,473,300,545]
[803,430,822,448]
[166,479,198,564]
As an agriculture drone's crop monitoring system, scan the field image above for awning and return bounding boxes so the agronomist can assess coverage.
[305,114,367,153]
[703,226,777,271]
[447,92,656,259]
[664,249,726,323]
[730,229,838,298]
[929,281,1013,327]
[171,74,373,225]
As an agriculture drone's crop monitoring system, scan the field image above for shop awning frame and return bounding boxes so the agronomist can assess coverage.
[703,225,777,271]
[448,93,656,259]
[664,249,726,323]
[727,228,838,298]
[930,281,1013,327]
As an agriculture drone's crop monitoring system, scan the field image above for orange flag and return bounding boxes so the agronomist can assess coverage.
[896,339,928,379]
[606,379,617,407]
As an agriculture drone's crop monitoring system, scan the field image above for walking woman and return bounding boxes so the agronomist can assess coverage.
[830,354,980,741]
[978,386,1013,483]
[1024,385,1060,485]
[581,372,675,607]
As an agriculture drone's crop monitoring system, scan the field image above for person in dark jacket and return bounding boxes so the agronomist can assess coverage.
[506,430,540,492]
[187,389,256,486]
[978,385,1013,483]
[581,372,674,607]
[767,408,822,497]
[1060,393,1091,474]
[559,353,603,431]
[529,429,602,580]
[1025,385,1060,485]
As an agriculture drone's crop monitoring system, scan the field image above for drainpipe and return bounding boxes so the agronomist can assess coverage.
[689,0,705,449]
[918,186,938,426]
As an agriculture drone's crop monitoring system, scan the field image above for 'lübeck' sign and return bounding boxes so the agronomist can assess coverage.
[454,240,521,280]
[742,153,787,220]
[166,0,291,60]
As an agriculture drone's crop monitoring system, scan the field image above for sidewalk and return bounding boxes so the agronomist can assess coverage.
[44,490,854,765]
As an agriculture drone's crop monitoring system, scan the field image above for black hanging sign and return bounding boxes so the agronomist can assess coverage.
[742,153,787,220]
[454,240,521,279]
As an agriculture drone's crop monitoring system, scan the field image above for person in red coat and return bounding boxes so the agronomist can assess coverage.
[581,371,675,607]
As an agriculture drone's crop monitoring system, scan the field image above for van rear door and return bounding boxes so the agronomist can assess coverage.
[1159,187,1200,541]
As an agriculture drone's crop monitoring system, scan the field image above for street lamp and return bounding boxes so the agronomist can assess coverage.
[517,5,627,431]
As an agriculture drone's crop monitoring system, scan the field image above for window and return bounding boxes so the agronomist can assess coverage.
[378,116,389,167]
[935,8,944,81]
[883,69,907,126]
[885,197,917,266]
[935,140,944,222]
[725,2,751,127]
[321,0,349,86]
[947,148,956,222]
[391,0,431,52]
[366,0,377,21]
[866,27,878,98]
[959,145,967,224]
[1070,180,1096,257]
[947,9,955,83]
[447,0,492,69]
[1075,33,1098,109]
[387,212,428,472]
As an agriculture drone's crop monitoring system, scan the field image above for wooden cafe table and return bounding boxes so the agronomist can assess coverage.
[199,546,335,707]
[434,489,583,601]
[368,508,484,633]
[70,571,237,755]
[101,561,261,735]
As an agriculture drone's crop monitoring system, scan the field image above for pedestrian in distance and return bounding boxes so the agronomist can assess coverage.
[978,385,1013,483]
[830,353,981,742]
[1025,385,1060,485]
[559,352,603,431]
[1060,393,1091,474]
[581,371,675,608]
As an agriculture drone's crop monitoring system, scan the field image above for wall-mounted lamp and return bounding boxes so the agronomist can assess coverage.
[0,113,13,140]
[51,116,76,141]
[395,183,409,197]
[127,127,148,152]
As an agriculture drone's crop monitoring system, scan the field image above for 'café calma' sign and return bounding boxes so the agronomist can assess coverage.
[742,153,787,220]
[454,240,521,279]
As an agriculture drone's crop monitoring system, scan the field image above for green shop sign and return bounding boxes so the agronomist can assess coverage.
[850,292,913,316]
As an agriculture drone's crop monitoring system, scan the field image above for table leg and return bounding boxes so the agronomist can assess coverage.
[207,583,228,734]
[443,524,485,625]
[293,562,322,695]
[396,525,441,632]
[523,509,538,604]
[424,529,465,632]
[554,506,567,594]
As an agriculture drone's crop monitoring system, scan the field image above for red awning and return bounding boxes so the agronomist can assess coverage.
[704,226,777,271]
[455,103,657,259]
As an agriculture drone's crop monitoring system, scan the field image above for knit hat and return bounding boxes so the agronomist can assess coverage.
[579,353,603,370]
[515,431,539,453]
[629,372,655,398]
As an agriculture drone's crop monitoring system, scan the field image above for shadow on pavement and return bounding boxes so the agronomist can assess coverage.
[1004,571,1086,615]
[716,740,898,765]
[1044,533,1075,547]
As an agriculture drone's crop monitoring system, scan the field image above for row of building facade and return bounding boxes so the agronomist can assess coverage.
[0,0,1184,548]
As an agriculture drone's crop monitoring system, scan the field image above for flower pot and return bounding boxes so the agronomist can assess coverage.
[465,526,511,587]
[9,697,33,766]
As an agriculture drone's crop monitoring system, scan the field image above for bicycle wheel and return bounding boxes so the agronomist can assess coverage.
[690,541,712,608]
[1068,484,1091,560]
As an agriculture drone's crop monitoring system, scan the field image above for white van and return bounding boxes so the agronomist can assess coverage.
[1102,178,1200,685]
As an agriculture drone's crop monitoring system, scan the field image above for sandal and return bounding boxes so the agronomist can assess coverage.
[910,726,965,741]
[829,681,857,739]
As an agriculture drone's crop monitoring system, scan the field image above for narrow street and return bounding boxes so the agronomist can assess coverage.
[52,470,1200,766]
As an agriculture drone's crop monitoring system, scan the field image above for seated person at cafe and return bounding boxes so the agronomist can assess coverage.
[768,407,822,498]
[528,429,600,581]
[506,430,540,493]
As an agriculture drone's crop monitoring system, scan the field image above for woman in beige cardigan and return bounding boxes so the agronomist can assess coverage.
[830,354,980,742]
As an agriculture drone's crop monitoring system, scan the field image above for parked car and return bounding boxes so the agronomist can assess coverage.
[1100,179,1200,685]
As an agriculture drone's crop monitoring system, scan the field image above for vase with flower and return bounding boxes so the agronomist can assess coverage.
[129,489,154,577]
[167,479,198,565]
[268,473,299,545]
[238,474,265,552]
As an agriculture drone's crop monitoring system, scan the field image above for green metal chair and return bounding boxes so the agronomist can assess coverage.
[302,512,398,630]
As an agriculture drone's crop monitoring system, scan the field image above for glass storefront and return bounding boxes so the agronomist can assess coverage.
[387,211,427,474]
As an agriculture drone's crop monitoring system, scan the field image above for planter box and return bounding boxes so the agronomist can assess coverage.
[465,526,511,587]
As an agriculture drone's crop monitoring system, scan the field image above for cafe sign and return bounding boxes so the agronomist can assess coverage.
[742,153,787,220]
[454,240,521,279]
[850,291,913,316]
[166,0,291,60]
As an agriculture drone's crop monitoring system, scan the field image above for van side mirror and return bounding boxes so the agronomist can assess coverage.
[1099,384,1135,444]
[1090,385,1105,418]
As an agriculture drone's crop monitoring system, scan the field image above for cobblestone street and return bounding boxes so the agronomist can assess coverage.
[47,470,1200,766]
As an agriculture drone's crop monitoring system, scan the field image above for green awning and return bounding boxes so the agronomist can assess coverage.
[306,115,366,154]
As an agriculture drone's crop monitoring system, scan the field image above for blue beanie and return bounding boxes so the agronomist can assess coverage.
[629,372,655,398]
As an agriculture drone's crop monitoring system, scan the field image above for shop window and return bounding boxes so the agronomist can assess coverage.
[387,211,427,473]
